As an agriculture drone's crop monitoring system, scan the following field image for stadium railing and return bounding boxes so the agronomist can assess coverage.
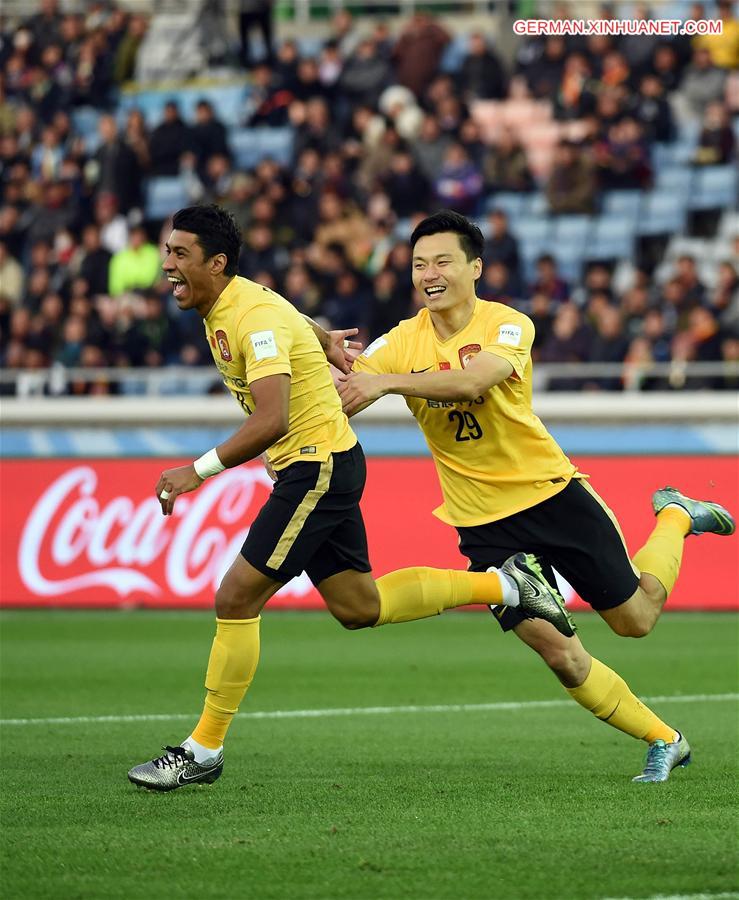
[1,362,736,399]
[2,386,737,426]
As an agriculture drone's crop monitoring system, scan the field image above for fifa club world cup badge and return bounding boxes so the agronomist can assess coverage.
[215,330,232,362]
[458,343,481,368]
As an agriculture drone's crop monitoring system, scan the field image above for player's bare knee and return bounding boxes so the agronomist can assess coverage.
[610,617,653,638]
[214,583,259,619]
[339,615,375,630]
[331,605,376,630]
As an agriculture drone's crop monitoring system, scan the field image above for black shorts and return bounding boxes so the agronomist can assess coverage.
[457,478,640,632]
[241,441,372,585]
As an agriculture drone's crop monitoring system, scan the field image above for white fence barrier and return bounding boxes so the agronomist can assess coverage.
[2,392,737,425]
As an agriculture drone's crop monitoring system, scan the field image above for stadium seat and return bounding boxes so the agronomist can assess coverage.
[638,191,689,236]
[484,192,527,220]
[229,127,294,170]
[519,244,552,284]
[118,83,250,128]
[295,37,324,58]
[393,218,412,240]
[689,165,738,211]
[652,141,695,168]
[654,165,693,195]
[601,190,642,222]
[145,176,189,221]
[524,193,549,217]
[553,246,584,282]
[440,35,469,74]
[511,216,551,244]
[71,107,101,140]
[552,215,592,245]
[584,215,635,260]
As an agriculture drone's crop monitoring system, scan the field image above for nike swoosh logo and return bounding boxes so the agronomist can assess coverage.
[411,366,432,374]
[177,767,216,784]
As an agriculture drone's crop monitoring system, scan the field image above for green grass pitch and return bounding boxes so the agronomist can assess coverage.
[1,610,737,900]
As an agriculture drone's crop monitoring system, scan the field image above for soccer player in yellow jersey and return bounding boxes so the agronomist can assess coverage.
[338,210,735,783]
[127,205,573,792]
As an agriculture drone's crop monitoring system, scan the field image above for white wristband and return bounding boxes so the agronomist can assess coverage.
[193,448,226,480]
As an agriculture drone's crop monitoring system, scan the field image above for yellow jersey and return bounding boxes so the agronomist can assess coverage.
[354,299,583,526]
[204,276,356,470]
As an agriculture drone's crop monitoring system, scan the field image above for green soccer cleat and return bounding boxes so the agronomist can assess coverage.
[128,742,223,792]
[652,486,735,536]
[497,553,577,638]
[632,731,691,783]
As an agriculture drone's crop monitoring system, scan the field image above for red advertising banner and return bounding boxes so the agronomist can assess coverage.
[0,457,736,610]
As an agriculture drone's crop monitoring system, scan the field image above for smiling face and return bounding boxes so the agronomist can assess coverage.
[162,228,227,314]
[411,231,481,314]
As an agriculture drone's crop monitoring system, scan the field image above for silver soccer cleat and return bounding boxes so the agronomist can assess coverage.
[497,552,577,638]
[652,486,735,536]
[632,731,691,783]
[128,742,223,792]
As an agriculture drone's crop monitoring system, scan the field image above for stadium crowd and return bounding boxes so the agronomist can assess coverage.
[0,0,738,393]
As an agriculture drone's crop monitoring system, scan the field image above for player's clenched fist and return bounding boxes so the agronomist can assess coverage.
[156,464,204,515]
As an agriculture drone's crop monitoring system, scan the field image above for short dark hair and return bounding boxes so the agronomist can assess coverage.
[171,204,241,276]
[410,210,484,262]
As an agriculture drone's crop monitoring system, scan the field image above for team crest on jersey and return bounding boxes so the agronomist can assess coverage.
[439,361,451,370]
[458,343,481,368]
[215,330,232,362]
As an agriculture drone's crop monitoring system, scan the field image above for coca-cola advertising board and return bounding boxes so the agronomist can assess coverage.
[1,457,736,610]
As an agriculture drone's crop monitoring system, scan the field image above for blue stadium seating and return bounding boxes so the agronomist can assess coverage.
[638,190,689,235]
[584,214,635,260]
[654,165,693,195]
[688,165,738,211]
[295,37,324,58]
[652,141,695,168]
[525,192,549,217]
[393,218,412,240]
[485,192,527,220]
[601,189,641,221]
[145,176,189,221]
[440,35,470,74]
[552,246,584,283]
[511,216,551,244]
[229,127,294,170]
[552,214,592,245]
[118,83,250,129]
[71,106,101,139]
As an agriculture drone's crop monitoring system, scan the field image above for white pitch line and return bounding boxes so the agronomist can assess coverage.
[604,893,739,900]
[1,692,736,728]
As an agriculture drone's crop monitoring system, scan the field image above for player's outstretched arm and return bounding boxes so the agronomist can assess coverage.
[156,374,290,516]
[338,352,513,415]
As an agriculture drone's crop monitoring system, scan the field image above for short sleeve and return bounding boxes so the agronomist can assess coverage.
[236,304,294,385]
[352,330,402,375]
[481,314,534,381]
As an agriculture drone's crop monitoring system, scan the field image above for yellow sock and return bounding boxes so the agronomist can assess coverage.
[374,567,502,626]
[191,616,261,750]
[567,657,676,743]
[632,508,689,596]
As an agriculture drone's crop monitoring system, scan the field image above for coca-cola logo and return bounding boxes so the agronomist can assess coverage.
[16,465,315,602]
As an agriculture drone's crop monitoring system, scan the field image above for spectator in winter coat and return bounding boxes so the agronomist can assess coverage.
[392,12,450,98]
[149,101,191,176]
